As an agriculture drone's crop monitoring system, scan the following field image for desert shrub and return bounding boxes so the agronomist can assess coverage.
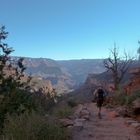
[112,93,127,106]
[0,89,38,131]
[31,92,55,114]
[67,97,78,108]
[54,106,73,119]
[0,26,35,130]
[0,26,64,138]
[111,90,140,106]
[107,91,127,106]
[2,112,70,140]
[125,90,140,105]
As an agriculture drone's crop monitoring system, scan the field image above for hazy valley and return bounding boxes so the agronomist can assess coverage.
[22,57,105,93]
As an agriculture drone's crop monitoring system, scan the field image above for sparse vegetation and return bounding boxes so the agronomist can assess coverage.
[67,97,78,107]
[109,90,140,106]
[0,26,71,139]
[0,26,32,130]
[125,90,140,106]
[2,112,70,140]
[54,106,73,119]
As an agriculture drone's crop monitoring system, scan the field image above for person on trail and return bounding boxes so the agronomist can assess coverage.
[93,87,106,118]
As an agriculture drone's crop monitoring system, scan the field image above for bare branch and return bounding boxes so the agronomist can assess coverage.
[103,45,133,91]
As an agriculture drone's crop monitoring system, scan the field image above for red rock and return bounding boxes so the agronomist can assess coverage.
[133,98,140,109]
[136,126,140,135]
[108,111,119,118]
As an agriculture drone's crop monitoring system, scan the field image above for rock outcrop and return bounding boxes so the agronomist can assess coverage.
[59,104,90,130]
[124,67,140,95]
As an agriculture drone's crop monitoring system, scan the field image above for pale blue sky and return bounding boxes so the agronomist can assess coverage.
[0,0,140,60]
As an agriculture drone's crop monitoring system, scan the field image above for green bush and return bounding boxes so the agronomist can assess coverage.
[112,93,127,106]
[0,89,37,130]
[0,26,66,139]
[32,92,55,114]
[111,90,140,106]
[55,106,73,119]
[67,97,78,108]
[0,26,38,131]
[2,112,70,140]
[125,90,140,105]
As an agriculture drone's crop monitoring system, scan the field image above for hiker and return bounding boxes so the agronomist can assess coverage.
[93,87,106,118]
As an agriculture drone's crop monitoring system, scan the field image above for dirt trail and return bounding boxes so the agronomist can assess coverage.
[72,103,140,140]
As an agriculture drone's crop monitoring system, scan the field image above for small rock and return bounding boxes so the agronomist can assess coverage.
[73,121,83,131]
[73,118,84,131]
[88,133,94,137]
[74,104,83,117]
[117,107,130,117]
[74,118,86,122]
[81,114,90,120]
[59,119,74,127]
[80,109,90,116]
[74,119,85,125]
[83,106,87,110]
[67,125,73,129]
[136,126,140,135]
[133,98,140,109]
[108,111,119,118]
[125,120,138,126]
[130,122,140,128]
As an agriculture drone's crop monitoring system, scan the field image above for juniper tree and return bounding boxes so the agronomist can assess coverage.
[0,26,33,129]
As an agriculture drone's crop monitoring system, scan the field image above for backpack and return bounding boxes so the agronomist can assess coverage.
[97,89,104,99]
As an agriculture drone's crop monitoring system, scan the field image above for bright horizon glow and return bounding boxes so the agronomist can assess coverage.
[0,0,140,60]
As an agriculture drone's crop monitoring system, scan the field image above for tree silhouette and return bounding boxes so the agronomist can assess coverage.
[104,44,133,91]
[0,26,33,129]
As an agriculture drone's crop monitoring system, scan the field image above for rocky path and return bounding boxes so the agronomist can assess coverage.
[72,103,140,140]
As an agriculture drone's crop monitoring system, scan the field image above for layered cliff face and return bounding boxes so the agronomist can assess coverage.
[23,57,75,94]
[10,57,140,100]
[17,57,105,94]
[124,67,140,94]
[58,59,105,85]
[71,63,140,103]
[69,69,133,102]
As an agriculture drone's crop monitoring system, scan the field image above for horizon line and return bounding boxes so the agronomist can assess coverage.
[11,55,106,61]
